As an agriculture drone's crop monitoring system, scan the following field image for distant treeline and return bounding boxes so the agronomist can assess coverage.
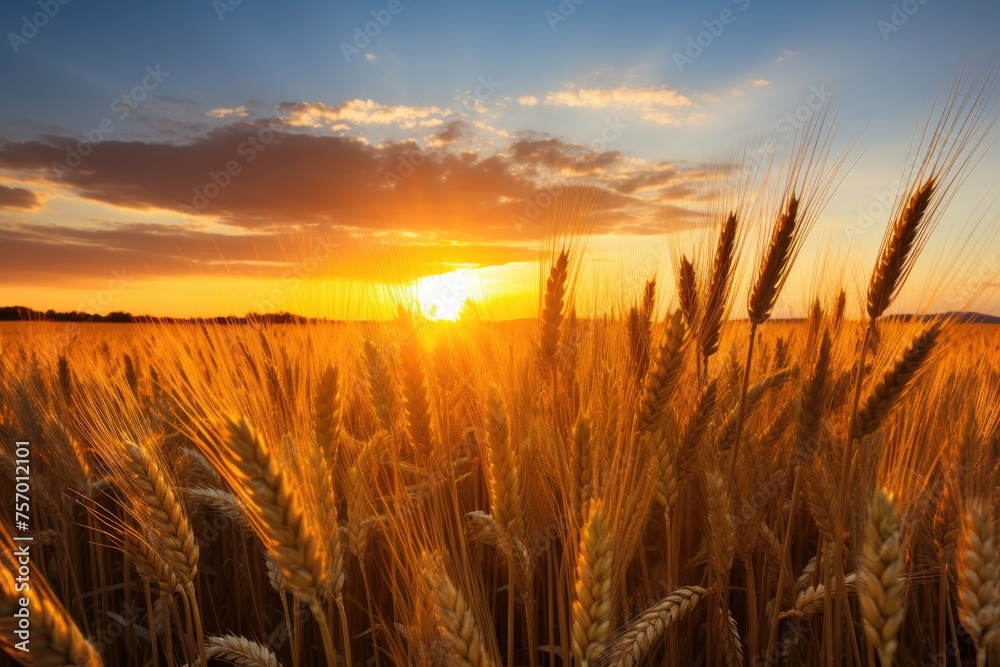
[1,305,996,325]
[0,306,320,324]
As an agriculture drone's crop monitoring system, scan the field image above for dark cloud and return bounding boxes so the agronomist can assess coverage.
[0,119,707,287]
[508,135,621,175]
[431,120,469,146]
[0,184,38,209]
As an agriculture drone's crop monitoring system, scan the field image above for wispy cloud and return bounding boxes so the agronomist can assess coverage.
[276,100,443,128]
[543,84,703,125]
[206,106,250,119]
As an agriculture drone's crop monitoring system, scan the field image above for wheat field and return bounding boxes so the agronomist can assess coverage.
[2,81,1000,667]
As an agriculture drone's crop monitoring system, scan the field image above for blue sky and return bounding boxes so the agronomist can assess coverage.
[1,0,999,317]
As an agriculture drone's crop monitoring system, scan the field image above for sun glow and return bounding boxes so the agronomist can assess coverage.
[411,268,479,320]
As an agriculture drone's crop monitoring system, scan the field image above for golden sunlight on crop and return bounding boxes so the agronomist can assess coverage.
[411,268,481,320]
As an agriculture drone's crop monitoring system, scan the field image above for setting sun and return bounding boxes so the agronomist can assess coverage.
[411,268,480,320]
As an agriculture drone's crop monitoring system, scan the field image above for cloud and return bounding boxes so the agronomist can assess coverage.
[206,106,250,119]
[427,120,469,147]
[753,79,770,86]
[365,53,377,62]
[543,85,702,125]
[508,135,620,175]
[276,100,442,128]
[0,184,39,209]
[518,95,539,106]
[0,116,712,287]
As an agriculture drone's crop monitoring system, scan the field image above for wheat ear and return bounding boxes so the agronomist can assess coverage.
[226,417,328,603]
[125,441,199,585]
[398,310,436,459]
[313,363,341,465]
[423,554,493,667]
[647,427,679,514]
[854,322,941,440]
[749,194,800,326]
[603,586,709,667]
[540,249,569,367]
[699,212,738,360]
[485,386,523,539]
[198,634,282,667]
[637,310,686,433]
[363,339,396,432]
[859,490,905,667]
[572,499,614,667]
[311,444,345,600]
[569,412,594,513]
[955,501,1000,666]
[867,177,936,319]
[677,254,698,327]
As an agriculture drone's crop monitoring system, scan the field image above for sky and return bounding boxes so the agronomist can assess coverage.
[1,0,999,319]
